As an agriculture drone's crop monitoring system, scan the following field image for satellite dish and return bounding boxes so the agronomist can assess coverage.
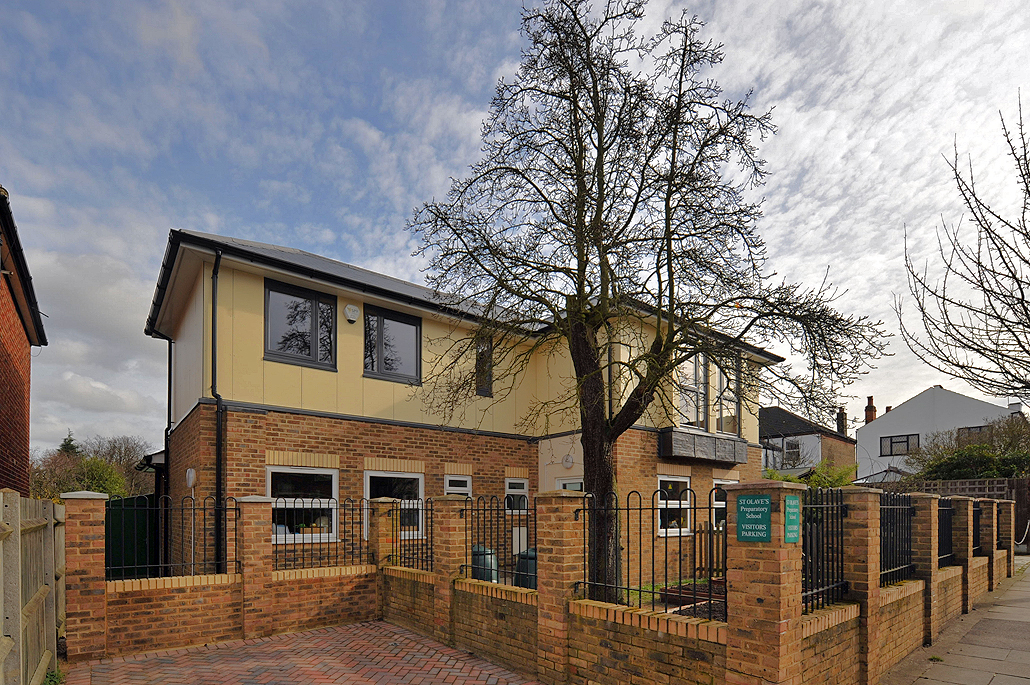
[562,453,575,469]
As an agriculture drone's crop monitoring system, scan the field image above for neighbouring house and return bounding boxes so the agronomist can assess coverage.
[143,230,780,558]
[0,185,47,496]
[855,386,1022,480]
[759,406,856,473]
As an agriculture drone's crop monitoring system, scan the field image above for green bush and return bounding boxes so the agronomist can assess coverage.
[921,444,1030,480]
[765,460,857,487]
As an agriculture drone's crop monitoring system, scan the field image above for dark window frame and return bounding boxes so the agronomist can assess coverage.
[475,336,493,397]
[264,279,337,371]
[880,433,919,457]
[363,304,422,385]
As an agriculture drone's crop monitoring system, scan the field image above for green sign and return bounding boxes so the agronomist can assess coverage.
[784,495,801,543]
[737,495,772,542]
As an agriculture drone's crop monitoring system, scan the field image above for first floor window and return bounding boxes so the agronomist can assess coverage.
[715,360,740,436]
[880,434,919,457]
[265,280,336,369]
[657,476,692,535]
[679,354,708,430]
[505,478,529,511]
[444,475,472,496]
[267,466,339,540]
[363,305,421,384]
[475,336,493,397]
[365,471,425,537]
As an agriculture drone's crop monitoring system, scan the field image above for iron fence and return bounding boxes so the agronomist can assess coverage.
[462,496,537,588]
[802,488,848,614]
[576,488,727,621]
[388,499,434,571]
[880,492,915,586]
[105,495,240,579]
[271,498,368,570]
[972,500,983,556]
[938,498,955,567]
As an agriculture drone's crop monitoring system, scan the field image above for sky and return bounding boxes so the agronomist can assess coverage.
[1,0,1028,454]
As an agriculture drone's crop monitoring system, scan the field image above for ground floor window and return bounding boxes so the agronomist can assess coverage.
[657,476,692,535]
[365,470,425,538]
[267,466,339,541]
[712,479,737,526]
[555,477,583,491]
[505,478,530,511]
[444,474,472,496]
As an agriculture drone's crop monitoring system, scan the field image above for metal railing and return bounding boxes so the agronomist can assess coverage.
[388,499,434,571]
[938,498,955,567]
[576,488,727,621]
[105,495,240,579]
[880,492,915,586]
[972,500,982,556]
[271,498,368,571]
[462,496,537,588]
[802,488,848,614]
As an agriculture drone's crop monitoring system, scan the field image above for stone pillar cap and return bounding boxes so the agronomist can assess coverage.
[722,479,807,492]
[236,495,276,503]
[60,491,110,500]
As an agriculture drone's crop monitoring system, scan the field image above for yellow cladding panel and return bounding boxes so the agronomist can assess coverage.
[302,365,338,413]
[444,462,473,476]
[231,270,265,404]
[264,357,303,408]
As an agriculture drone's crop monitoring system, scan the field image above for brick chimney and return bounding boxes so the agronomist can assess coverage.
[836,407,847,435]
[864,396,877,424]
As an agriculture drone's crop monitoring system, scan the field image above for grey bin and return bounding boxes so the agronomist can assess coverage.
[513,548,537,589]
[470,544,498,582]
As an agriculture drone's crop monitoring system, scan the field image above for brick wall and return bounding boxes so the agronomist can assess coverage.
[105,575,243,655]
[799,604,860,685]
[968,556,989,607]
[877,581,924,674]
[933,566,963,639]
[453,580,538,678]
[992,549,1008,590]
[820,435,857,470]
[381,567,438,636]
[267,565,378,634]
[0,275,31,495]
[567,601,726,685]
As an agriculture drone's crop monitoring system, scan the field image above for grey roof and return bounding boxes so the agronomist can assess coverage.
[759,406,854,444]
[0,185,47,346]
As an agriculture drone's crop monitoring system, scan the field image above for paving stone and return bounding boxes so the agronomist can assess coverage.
[1006,651,1030,665]
[988,675,1030,685]
[952,645,1011,661]
[64,622,541,685]
[923,663,994,685]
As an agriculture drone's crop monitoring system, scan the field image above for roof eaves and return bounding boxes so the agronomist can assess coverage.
[0,185,47,346]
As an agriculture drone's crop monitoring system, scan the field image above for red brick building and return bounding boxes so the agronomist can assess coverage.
[0,185,48,496]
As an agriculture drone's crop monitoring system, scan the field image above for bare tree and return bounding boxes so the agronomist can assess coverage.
[899,99,1030,403]
[410,0,885,594]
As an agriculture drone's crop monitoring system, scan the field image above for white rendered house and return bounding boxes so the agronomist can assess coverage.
[855,385,1021,480]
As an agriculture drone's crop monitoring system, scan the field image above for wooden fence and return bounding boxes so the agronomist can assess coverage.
[1,489,65,685]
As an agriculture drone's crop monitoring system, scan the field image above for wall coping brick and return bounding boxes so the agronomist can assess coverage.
[107,573,241,594]
[937,565,963,583]
[454,578,538,606]
[880,579,924,607]
[272,564,376,583]
[383,566,434,583]
[969,556,989,570]
[800,602,860,639]
[61,490,109,500]
[568,599,728,645]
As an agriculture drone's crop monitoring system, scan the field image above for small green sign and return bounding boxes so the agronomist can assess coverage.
[784,495,801,543]
[737,495,772,542]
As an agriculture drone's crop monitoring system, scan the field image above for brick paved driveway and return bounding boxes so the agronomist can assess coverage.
[65,621,542,685]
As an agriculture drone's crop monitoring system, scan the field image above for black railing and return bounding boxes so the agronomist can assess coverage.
[389,499,433,571]
[802,488,848,614]
[972,500,983,556]
[938,498,955,567]
[576,488,727,621]
[271,498,368,571]
[880,492,915,586]
[105,495,240,580]
[462,496,537,588]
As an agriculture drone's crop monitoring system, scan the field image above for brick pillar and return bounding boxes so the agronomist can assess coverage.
[841,487,882,685]
[910,493,938,645]
[367,497,399,567]
[535,490,586,685]
[978,500,999,590]
[61,490,109,662]
[724,480,807,685]
[950,497,975,613]
[997,499,1016,577]
[431,495,467,645]
[238,495,274,639]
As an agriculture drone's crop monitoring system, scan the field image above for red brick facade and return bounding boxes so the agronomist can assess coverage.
[0,274,31,495]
